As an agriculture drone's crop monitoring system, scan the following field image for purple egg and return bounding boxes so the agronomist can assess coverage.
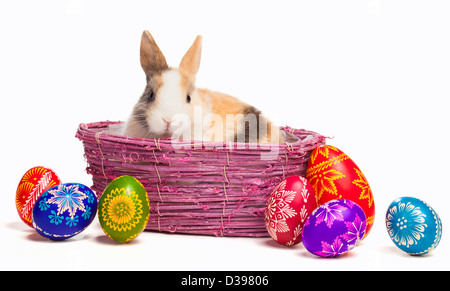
[301,199,367,257]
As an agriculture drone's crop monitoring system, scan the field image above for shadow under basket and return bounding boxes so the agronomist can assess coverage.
[76,121,326,237]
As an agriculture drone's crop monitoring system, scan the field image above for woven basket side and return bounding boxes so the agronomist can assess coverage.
[76,121,325,237]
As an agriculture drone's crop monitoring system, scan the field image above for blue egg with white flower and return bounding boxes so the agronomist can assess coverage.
[386,196,442,255]
[32,183,98,240]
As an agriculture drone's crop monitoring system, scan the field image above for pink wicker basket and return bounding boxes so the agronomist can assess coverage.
[76,121,325,237]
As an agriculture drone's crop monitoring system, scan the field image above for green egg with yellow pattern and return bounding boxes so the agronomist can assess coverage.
[98,175,150,243]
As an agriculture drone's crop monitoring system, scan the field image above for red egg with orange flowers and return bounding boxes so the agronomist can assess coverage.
[16,167,61,227]
[306,145,375,238]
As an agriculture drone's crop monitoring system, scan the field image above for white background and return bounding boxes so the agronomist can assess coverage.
[1,0,449,271]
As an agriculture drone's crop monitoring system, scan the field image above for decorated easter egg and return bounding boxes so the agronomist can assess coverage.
[265,176,317,246]
[98,175,150,243]
[301,199,367,257]
[386,197,442,255]
[32,183,98,240]
[306,145,375,238]
[16,167,61,228]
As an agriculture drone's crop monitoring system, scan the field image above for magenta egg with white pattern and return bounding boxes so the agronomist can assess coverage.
[301,199,367,257]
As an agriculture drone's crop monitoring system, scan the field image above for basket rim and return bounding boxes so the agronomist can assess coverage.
[76,120,325,154]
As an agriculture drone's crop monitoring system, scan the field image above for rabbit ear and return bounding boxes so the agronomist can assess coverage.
[179,35,202,76]
[140,31,168,76]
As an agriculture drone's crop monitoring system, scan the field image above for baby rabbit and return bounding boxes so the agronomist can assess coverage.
[123,31,283,144]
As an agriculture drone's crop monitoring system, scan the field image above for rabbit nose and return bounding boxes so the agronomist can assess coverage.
[162,117,173,124]
[162,117,174,131]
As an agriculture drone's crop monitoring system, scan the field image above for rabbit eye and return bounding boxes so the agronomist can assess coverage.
[186,95,191,104]
[147,90,155,102]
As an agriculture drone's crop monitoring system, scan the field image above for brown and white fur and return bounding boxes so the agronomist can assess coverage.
[123,31,282,144]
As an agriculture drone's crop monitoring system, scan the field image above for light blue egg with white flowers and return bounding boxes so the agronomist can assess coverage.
[32,183,98,240]
[386,196,442,255]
